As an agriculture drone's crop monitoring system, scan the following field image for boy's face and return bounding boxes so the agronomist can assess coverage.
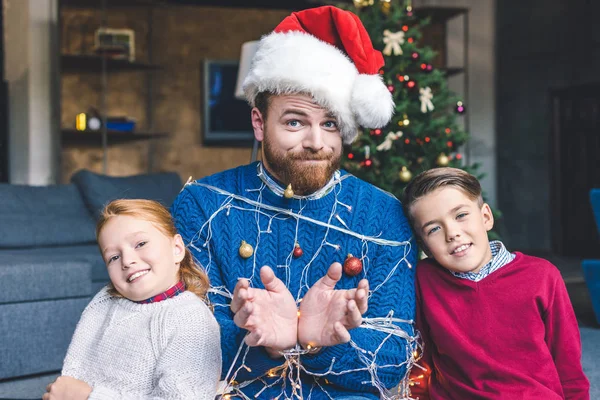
[411,187,494,274]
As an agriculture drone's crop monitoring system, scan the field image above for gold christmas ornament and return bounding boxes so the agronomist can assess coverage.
[436,153,449,167]
[283,184,294,199]
[353,0,374,8]
[380,0,391,14]
[238,240,254,259]
[399,166,412,183]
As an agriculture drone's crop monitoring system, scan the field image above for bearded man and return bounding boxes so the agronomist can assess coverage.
[171,6,418,399]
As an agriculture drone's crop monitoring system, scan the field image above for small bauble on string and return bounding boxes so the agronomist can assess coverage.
[436,153,450,167]
[284,184,294,199]
[293,243,303,258]
[399,166,412,182]
[343,254,363,276]
[239,240,254,259]
[411,52,420,61]
[405,79,417,91]
[456,101,466,114]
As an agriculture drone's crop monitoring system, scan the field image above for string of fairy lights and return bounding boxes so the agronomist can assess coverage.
[183,174,424,399]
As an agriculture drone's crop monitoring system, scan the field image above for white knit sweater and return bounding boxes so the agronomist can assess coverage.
[62,287,222,400]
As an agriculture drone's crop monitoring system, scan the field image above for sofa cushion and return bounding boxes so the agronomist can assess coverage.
[71,169,183,218]
[0,297,89,380]
[4,245,109,286]
[0,183,97,248]
[0,252,92,304]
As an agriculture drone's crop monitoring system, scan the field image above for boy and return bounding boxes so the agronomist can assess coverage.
[403,167,589,399]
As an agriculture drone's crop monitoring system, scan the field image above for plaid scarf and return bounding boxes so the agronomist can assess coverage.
[136,281,186,304]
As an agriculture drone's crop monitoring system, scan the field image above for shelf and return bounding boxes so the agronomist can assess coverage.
[414,6,468,24]
[62,129,168,146]
[61,54,163,72]
[61,0,168,8]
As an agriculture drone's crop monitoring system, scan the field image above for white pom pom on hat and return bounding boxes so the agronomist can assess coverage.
[242,6,394,145]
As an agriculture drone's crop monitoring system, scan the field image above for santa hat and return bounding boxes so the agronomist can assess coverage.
[242,6,394,145]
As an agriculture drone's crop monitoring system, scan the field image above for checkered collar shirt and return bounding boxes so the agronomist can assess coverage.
[451,240,515,282]
[135,281,186,304]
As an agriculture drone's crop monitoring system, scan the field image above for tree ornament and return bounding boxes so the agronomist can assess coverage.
[238,240,254,259]
[376,131,402,151]
[399,166,412,182]
[380,0,391,14]
[411,52,420,61]
[284,184,294,198]
[405,79,417,91]
[353,0,374,8]
[343,254,363,276]
[456,101,466,114]
[419,86,434,113]
[382,30,405,56]
[293,243,303,258]
[436,153,449,167]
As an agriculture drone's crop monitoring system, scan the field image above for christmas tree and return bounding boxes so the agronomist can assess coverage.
[342,0,473,196]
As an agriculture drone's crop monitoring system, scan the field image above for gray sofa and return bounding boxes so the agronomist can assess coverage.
[0,169,182,381]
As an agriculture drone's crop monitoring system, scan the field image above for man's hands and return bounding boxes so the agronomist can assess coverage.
[43,376,92,400]
[298,262,369,348]
[231,266,298,356]
[230,263,369,356]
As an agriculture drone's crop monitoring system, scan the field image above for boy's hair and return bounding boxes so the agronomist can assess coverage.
[403,167,483,230]
[96,199,210,300]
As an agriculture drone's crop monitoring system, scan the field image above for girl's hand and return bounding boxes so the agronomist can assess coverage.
[43,376,92,400]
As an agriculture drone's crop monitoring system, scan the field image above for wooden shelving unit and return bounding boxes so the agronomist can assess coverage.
[61,54,162,73]
[60,0,165,173]
[61,129,168,146]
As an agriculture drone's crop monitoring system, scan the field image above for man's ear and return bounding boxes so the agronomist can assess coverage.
[173,234,185,264]
[251,107,265,142]
[481,203,494,232]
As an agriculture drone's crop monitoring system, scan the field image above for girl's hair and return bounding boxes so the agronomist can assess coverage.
[96,199,210,300]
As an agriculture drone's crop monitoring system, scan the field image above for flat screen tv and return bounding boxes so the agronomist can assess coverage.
[202,60,254,146]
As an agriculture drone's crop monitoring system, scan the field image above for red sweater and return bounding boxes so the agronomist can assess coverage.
[415,252,589,400]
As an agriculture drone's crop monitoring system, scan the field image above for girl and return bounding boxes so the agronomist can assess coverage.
[43,199,221,400]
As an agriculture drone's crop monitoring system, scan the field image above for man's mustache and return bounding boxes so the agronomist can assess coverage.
[288,152,332,161]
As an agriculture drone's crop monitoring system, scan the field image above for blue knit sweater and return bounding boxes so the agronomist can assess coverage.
[171,162,417,399]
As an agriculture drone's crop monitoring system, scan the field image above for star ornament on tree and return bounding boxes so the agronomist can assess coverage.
[382,29,405,56]
[419,86,434,113]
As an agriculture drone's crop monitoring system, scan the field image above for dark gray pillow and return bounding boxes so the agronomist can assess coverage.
[71,169,183,219]
[0,183,97,248]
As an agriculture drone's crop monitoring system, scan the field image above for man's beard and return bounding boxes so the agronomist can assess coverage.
[262,136,341,196]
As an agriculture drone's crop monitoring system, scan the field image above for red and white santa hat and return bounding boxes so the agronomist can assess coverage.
[242,6,394,144]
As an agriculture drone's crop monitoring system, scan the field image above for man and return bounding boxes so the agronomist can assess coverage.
[171,6,418,399]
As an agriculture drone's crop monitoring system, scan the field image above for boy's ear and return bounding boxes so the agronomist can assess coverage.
[173,234,186,264]
[481,203,494,232]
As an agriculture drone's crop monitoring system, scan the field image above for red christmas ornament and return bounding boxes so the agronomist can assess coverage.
[293,243,303,258]
[343,254,363,276]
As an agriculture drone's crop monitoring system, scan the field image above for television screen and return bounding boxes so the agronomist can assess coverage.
[203,60,254,146]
